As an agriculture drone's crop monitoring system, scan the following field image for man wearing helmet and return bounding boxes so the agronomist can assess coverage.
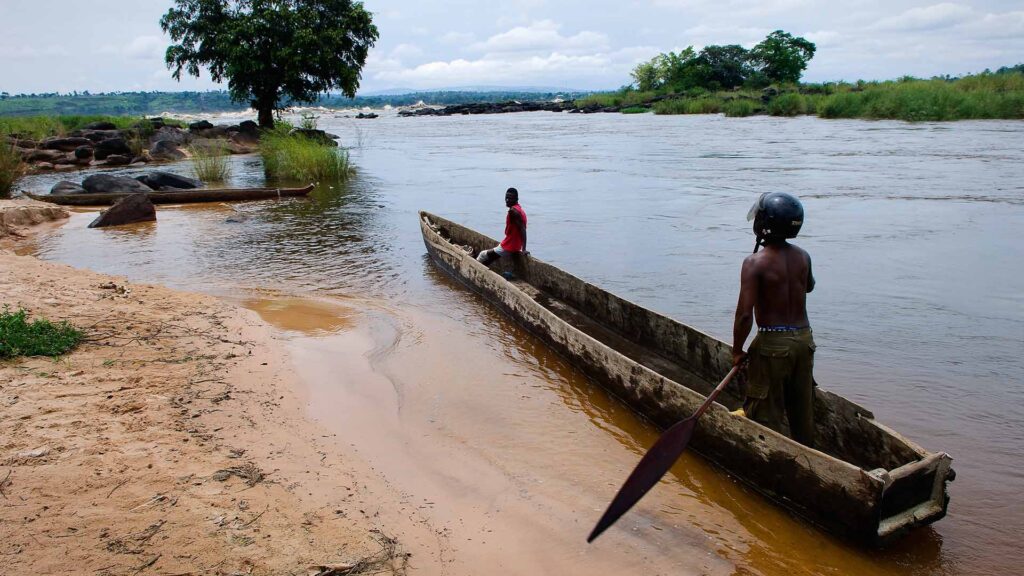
[731,192,817,447]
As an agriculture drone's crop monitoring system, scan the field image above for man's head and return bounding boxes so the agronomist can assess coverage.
[505,187,519,208]
[747,192,803,249]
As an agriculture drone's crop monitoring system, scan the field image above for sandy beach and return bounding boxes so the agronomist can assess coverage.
[0,210,413,575]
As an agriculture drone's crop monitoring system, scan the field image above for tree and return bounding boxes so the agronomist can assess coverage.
[161,0,379,128]
[748,30,816,84]
[693,45,751,90]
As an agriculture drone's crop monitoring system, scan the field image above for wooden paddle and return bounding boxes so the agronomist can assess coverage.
[587,364,743,543]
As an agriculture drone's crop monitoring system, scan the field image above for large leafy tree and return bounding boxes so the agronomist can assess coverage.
[161,0,379,128]
[693,45,751,90]
[748,30,816,84]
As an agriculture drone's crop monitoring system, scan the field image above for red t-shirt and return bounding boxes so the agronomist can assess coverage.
[500,204,527,252]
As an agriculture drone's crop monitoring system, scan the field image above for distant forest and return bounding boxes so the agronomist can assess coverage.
[0,90,588,117]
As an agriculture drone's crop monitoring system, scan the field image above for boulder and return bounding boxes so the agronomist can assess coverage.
[88,194,156,228]
[51,181,87,195]
[54,164,78,172]
[356,112,379,119]
[52,153,77,165]
[149,140,186,161]
[81,174,153,194]
[189,120,214,131]
[24,149,66,163]
[149,126,189,146]
[94,138,132,160]
[84,121,118,130]
[104,154,132,166]
[192,126,229,139]
[34,162,54,170]
[288,128,339,147]
[79,129,122,143]
[238,120,259,134]
[135,171,202,190]
[41,137,92,152]
[6,136,39,149]
[74,145,94,160]
[230,130,260,146]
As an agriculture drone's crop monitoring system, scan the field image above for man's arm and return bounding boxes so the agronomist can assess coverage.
[806,252,815,293]
[732,256,758,366]
[510,209,527,252]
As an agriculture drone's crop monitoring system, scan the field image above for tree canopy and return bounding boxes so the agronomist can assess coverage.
[630,30,816,92]
[161,0,379,127]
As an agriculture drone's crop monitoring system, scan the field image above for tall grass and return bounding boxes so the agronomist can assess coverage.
[0,136,25,198]
[817,75,1024,121]
[260,125,352,183]
[768,93,807,116]
[575,90,658,109]
[0,307,83,359]
[653,98,721,115]
[723,99,757,117]
[0,115,141,140]
[188,144,231,183]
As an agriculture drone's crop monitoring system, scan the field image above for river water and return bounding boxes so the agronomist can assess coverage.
[15,111,1024,575]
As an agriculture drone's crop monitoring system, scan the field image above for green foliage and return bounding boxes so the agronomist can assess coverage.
[188,144,231,182]
[749,30,817,84]
[653,98,721,115]
[161,0,379,127]
[0,135,25,198]
[620,106,649,114]
[574,91,657,109]
[0,307,83,359]
[768,93,807,116]
[693,44,752,90]
[260,126,352,183]
[299,112,319,130]
[723,99,756,117]
[0,115,140,139]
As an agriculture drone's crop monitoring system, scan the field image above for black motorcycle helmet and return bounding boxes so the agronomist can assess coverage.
[746,192,804,252]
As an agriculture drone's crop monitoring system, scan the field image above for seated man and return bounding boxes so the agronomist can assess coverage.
[477,187,527,266]
[732,192,817,447]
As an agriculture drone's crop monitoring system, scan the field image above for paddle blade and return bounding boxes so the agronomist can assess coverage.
[587,416,698,543]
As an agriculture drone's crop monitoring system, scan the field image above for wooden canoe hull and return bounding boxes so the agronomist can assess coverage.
[24,184,315,206]
[419,211,952,545]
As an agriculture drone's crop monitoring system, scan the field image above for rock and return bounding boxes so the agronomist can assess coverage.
[224,213,251,224]
[41,137,92,152]
[288,128,339,146]
[54,164,78,172]
[230,130,260,146]
[238,120,259,134]
[189,120,214,131]
[762,86,780,102]
[74,145,94,160]
[104,154,131,166]
[24,149,66,163]
[135,171,202,190]
[149,140,186,161]
[88,194,157,228]
[356,112,379,119]
[52,153,77,165]
[17,447,50,458]
[84,121,118,130]
[149,126,190,146]
[94,138,132,160]
[79,129,123,143]
[34,162,54,170]
[81,174,153,194]
[5,136,39,149]
[51,181,87,195]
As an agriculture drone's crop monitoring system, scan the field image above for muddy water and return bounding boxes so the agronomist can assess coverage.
[17,112,1024,575]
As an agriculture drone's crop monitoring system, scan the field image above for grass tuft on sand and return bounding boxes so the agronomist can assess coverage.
[0,307,83,359]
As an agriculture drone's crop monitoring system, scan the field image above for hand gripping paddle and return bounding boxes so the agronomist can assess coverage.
[587,365,742,543]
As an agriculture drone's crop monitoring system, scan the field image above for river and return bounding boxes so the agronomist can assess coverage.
[16,111,1024,575]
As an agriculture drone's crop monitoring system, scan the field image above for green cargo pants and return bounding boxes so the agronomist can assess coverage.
[742,328,816,447]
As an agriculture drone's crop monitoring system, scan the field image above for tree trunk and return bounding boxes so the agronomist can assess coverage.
[257,104,274,129]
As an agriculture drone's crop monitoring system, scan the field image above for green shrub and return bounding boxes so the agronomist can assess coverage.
[0,307,83,359]
[723,99,756,117]
[620,106,649,114]
[260,126,352,182]
[0,136,25,198]
[188,144,231,183]
[768,93,807,116]
[0,115,141,140]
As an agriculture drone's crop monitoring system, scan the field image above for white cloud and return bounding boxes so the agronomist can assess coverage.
[440,31,477,45]
[389,43,424,61]
[964,10,1024,39]
[470,20,609,55]
[124,35,166,60]
[873,3,975,31]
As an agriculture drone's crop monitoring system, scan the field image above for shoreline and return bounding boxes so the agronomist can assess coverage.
[0,219,421,575]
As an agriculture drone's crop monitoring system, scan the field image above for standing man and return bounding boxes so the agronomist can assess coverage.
[477,187,527,266]
[731,192,817,447]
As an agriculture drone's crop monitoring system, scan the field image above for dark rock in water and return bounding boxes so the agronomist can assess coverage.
[88,194,156,228]
[74,145,94,160]
[224,212,251,224]
[189,120,214,131]
[288,128,339,146]
[398,100,574,117]
[51,181,87,195]
[94,138,132,160]
[238,120,259,134]
[135,171,202,190]
[230,130,259,146]
[356,112,379,119]
[82,174,153,194]
[79,129,122,143]
[52,153,76,165]
[42,137,93,152]
[192,126,229,139]
[84,121,118,130]
[149,140,186,161]
[104,154,132,166]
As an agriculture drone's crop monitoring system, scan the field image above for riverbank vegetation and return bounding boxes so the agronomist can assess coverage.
[0,307,82,359]
[260,124,351,182]
[0,138,25,198]
[189,144,231,182]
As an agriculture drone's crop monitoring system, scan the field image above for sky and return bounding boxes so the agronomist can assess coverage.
[1,0,1022,95]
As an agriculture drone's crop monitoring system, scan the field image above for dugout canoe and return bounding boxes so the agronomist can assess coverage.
[419,210,953,545]
[24,184,315,206]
